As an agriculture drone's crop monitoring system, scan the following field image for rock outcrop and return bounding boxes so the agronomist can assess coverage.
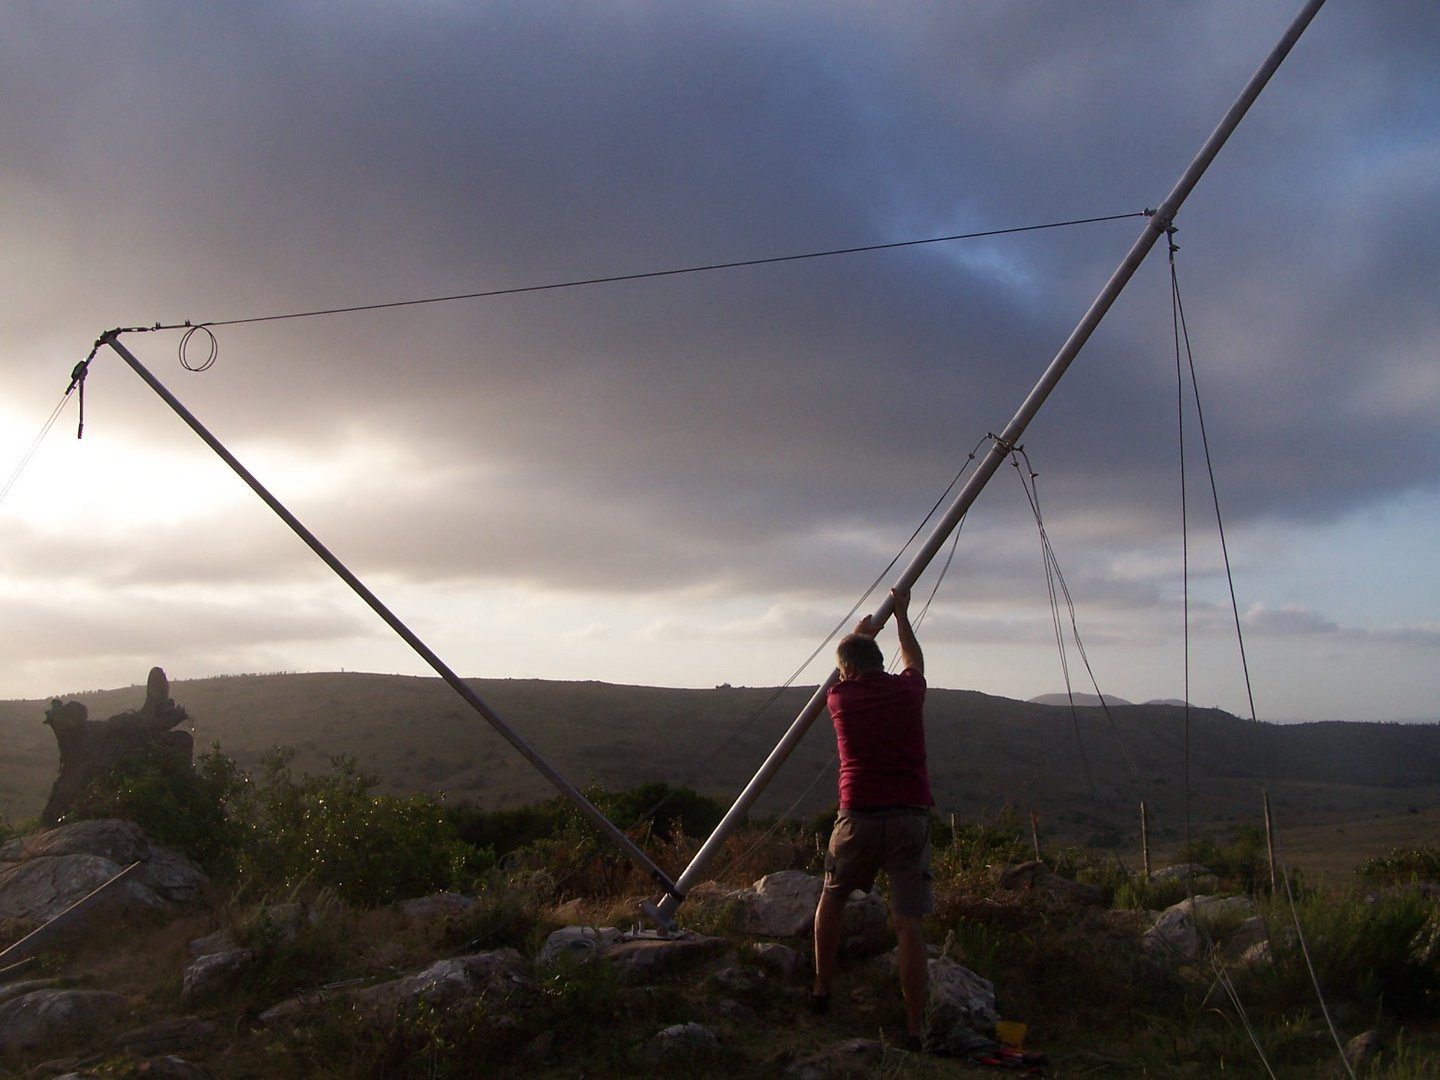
[0,819,208,927]
[685,870,893,954]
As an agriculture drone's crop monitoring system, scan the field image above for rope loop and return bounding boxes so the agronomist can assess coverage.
[179,324,219,372]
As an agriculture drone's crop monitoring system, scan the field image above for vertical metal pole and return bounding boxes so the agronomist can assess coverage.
[99,332,680,901]
[654,0,1327,925]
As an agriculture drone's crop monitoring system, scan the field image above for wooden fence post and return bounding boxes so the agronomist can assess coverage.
[1140,800,1151,882]
[1263,790,1277,892]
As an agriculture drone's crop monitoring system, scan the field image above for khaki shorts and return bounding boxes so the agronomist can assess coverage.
[823,808,933,917]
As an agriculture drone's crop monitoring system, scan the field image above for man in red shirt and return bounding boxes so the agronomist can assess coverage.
[811,587,932,1048]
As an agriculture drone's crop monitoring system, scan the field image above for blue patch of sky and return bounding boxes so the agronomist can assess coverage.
[1257,487,1440,630]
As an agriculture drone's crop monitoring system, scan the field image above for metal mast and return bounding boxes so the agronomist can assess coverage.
[96,331,682,903]
[652,0,1327,928]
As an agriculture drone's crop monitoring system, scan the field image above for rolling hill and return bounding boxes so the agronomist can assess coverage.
[4,672,1438,879]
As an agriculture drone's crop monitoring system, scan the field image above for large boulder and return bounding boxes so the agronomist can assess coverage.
[0,819,207,931]
[347,949,528,1022]
[538,925,730,981]
[748,871,823,936]
[601,930,731,980]
[1142,894,1259,962]
[996,860,1105,906]
[684,871,893,953]
[644,1022,721,1068]
[0,988,129,1052]
[1149,863,1220,893]
[258,948,528,1027]
[537,925,625,966]
[925,956,1000,1050]
[181,948,255,1003]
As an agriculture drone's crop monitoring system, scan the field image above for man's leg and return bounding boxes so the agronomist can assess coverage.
[893,912,928,1039]
[812,888,847,1000]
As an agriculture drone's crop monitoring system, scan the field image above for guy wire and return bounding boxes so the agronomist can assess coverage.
[109,210,1147,346]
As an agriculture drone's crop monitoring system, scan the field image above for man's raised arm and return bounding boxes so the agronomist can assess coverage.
[891,588,923,676]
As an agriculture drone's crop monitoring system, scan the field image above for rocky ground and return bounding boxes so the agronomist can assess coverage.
[0,820,1409,1078]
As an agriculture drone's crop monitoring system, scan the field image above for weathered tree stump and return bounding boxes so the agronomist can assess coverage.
[41,667,193,826]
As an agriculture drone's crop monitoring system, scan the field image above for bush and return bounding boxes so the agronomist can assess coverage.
[1240,886,1440,1020]
[1179,825,1270,892]
[1358,846,1440,885]
[234,750,477,905]
[593,781,724,840]
[1113,874,1192,911]
[445,801,564,860]
[942,814,1034,872]
[76,743,247,870]
[445,782,726,862]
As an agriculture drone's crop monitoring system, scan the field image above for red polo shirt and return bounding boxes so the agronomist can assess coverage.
[826,667,932,810]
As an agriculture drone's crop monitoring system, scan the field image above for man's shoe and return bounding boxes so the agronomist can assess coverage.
[807,992,831,1015]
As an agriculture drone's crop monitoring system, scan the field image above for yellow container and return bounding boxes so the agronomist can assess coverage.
[994,1020,1027,1050]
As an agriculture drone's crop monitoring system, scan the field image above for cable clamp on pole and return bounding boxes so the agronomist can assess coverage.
[67,351,97,440]
[989,432,1018,457]
[66,358,91,396]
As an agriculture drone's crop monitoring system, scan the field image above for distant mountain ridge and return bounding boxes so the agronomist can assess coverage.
[3,673,1438,871]
[1029,692,1132,707]
[1028,693,1193,709]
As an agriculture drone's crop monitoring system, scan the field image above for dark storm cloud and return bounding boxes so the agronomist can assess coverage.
[3,1,1436,612]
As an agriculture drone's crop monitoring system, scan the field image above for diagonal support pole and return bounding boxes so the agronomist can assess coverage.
[98,331,680,902]
[653,0,1328,927]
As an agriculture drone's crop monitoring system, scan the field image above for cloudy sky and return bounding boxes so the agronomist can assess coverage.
[2,2,1436,725]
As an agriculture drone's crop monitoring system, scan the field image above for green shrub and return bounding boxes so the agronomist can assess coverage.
[232,891,355,998]
[593,781,724,840]
[234,749,476,905]
[445,781,726,863]
[1114,874,1193,912]
[1240,887,1440,1020]
[1358,846,1440,885]
[1368,1031,1440,1079]
[1179,826,1269,892]
[449,886,538,953]
[445,800,563,859]
[76,743,247,870]
[940,814,1034,873]
[1064,853,1132,906]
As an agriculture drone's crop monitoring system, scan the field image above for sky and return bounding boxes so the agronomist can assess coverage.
[2,2,1437,724]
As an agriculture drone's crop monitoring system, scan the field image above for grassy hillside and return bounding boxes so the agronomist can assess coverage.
[4,672,1438,880]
